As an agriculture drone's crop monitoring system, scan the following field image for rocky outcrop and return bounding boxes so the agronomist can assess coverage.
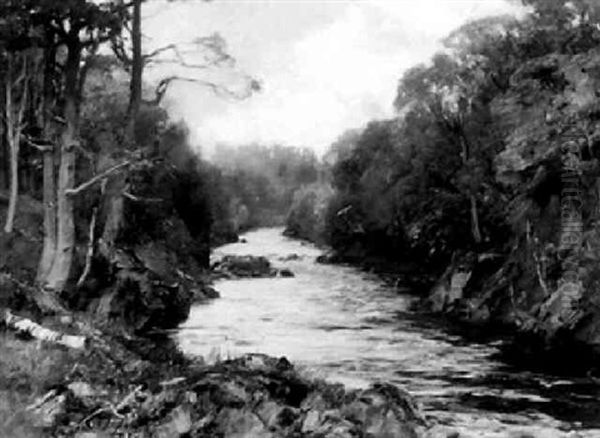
[80,216,219,332]
[36,349,426,438]
[212,255,294,279]
[212,255,277,278]
[420,48,600,371]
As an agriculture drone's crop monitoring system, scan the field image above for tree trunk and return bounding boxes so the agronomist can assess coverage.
[128,0,143,128]
[98,177,127,258]
[99,0,142,258]
[469,195,482,244]
[458,132,482,245]
[3,56,28,234]
[4,134,18,234]
[43,42,80,292]
[37,150,57,281]
[37,44,58,282]
[0,119,7,190]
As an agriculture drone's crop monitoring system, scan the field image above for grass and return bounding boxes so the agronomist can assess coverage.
[0,331,78,438]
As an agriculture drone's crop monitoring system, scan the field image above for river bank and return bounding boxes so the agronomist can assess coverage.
[0,312,427,438]
[311,238,600,379]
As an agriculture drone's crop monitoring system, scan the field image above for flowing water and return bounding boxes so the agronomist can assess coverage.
[176,228,600,437]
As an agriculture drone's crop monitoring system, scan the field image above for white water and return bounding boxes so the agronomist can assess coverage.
[176,228,600,437]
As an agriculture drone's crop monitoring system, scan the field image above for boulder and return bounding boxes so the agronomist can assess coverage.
[212,255,278,278]
[279,254,301,261]
[429,269,472,313]
[341,383,424,438]
[215,408,273,438]
[155,405,193,438]
[30,391,66,428]
[278,268,295,278]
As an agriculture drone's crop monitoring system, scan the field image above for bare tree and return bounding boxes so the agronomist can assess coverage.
[3,53,31,233]
[98,0,260,261]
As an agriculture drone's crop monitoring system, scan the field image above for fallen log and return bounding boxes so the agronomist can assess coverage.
[2,310,86,349]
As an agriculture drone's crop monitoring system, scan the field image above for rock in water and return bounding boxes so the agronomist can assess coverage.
[212,255,278,278]
[278,268,295,277]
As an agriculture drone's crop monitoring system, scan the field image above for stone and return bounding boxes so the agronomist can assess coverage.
[278,268,295,277]
[279,254,300,261]
[301,409,322,433]
[31,393,66,428]
[255,400,282,428]
[429,268,471,312]
[365,409,418,438]
[216,408,273,438]
[67,381,95,398]
[222,381,250,404]
[212,255,277,278]
[238,353,292,373]
[340,383,424,438]
[155,405,193,438]
[301,392,328,412]
[59,315,74,325]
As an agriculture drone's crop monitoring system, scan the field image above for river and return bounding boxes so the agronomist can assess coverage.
[176,228,600,437]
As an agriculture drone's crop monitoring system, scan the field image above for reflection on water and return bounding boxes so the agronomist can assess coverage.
[176,228,600,437]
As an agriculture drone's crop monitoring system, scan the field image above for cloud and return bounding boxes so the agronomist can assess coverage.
[145,0,525,157]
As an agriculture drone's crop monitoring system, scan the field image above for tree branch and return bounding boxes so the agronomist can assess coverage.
[151,75,259,105]
[123,192,163,203]
[66,161,131,196]
[77,207,97,287]
[23,136,53,152]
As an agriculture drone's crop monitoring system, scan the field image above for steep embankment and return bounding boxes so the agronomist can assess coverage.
[0,159,218,334]
[428,48,600,368]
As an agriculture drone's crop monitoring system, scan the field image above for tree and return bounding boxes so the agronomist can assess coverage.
[98,0,260,262]
[31,1,126,292]
[2,52,32,233]
[395,54,486,244]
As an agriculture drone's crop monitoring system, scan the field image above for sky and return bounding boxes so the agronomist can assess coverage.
[144,0,525,157]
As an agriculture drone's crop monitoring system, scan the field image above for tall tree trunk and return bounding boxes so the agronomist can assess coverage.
[1,119,8,190]
[100,0,142,258]
[458,132,482,245]
[37,43,58,282]
[128,0,143,128]
[4,137,18,233]
[4,75,17,233]
[38,149,56,280]
[43,42,80,292]
[4,56,28,234]
[469,195,482,244]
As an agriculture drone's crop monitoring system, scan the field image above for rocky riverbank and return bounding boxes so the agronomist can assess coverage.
[0,312,428,438]
[308,239,600,377]
[0,199,427,437]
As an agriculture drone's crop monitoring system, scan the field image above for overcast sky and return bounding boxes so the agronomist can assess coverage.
[144,0,524,157]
